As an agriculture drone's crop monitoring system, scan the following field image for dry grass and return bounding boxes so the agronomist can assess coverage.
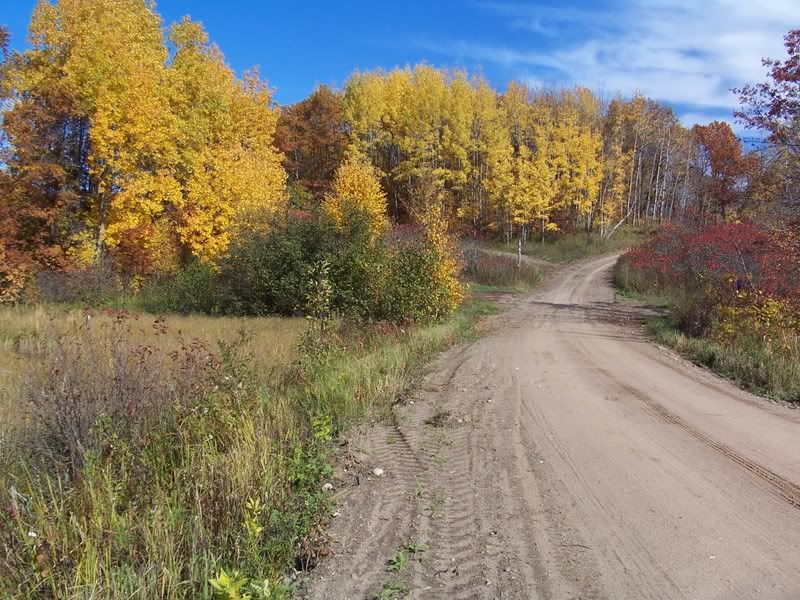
[495,227,649,263]
[0,299,494,598]
[0,305,306,439]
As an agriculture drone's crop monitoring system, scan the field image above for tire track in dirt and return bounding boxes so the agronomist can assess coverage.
[307,423,422,598]
[304,254,800,599]
[400,353,505,599]
[561,332,800,511]
[616,376,800,509]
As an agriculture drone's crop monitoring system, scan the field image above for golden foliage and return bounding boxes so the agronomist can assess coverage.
[715,293,800,354]
[342,67,607,236]
[323,152,388,241]
[8,1,286,266]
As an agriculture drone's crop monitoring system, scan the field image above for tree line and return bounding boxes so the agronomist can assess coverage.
[1,1,797,302]
[0,0,286,295]
[279,68,778,240]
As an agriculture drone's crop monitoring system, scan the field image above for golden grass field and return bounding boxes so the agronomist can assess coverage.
[0,305,307,438]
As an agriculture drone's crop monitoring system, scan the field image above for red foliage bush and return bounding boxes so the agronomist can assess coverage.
[623,221,800,300]
[620,221,800,335]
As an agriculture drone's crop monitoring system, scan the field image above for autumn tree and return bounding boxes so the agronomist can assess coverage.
[693,121,759,221]
[597,99,633,235]
[323,151,388,242]
[0,1,286,277]
[275,85,348,201]
[735,29,800,215]
[0,24,35,300]
[340,66,705,238]
[498,83,554,239]
[459,79,505,229]
[41,0,182,261]
[343,65,474,220]
[167,17,286,262]
[0,15,82,289]
[0,0,186,271]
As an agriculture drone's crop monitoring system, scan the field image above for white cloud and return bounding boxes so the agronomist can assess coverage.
[426,0,793,126]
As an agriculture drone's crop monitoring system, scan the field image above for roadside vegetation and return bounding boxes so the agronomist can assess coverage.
[0,296,495,598]
[461,246,544,292]
[616,222,800,402]
[615,27,800,404]
[494,227,649,264]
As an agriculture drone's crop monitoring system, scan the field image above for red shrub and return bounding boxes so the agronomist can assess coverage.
[621,221,800,336]
[623,221,799,302]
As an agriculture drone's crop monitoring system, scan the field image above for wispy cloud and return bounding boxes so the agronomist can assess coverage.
[422,0,794,125]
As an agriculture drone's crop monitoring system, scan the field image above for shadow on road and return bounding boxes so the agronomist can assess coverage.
[525,299,666,328]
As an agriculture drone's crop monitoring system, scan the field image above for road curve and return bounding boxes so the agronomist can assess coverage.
[304,254,800,600]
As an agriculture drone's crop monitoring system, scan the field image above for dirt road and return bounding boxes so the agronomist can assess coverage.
[303,255,800,600]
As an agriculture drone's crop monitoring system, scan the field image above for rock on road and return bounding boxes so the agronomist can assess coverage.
[304,254,800,600]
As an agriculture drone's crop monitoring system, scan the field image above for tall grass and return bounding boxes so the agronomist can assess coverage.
[0,307,306,443]
[645,316,800,402]
[615,260,800,402]
[461,250,543,291]
[496,227,649,263]
[0,299,494,599]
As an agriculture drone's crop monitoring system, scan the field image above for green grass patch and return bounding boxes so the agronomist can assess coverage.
[467,282,516,294]
[387,542,429,573]
[295,298,496,432]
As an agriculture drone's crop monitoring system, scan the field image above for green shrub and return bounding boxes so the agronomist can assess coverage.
[380,241,446,323]
[138,261,227,314]
[218,208,383,320]
[324,210,384,320]
[124,209,461,325]
[213,209,458,325]
[220,218,325,316]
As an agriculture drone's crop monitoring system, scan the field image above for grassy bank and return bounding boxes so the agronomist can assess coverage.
[644,315,800,402]
[496,227,648,263]
[0,298,495,599]
[461,249,544,292]
[614,262,800,403]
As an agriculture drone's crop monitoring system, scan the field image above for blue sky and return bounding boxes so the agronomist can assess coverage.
[1,0,794,128]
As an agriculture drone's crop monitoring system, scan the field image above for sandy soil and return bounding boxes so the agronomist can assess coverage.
[301,254,800,600]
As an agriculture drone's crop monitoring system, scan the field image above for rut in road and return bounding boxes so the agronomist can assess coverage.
[302,255,800,600]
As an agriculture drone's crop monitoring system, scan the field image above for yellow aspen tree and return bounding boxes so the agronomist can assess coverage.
[222,70,287,232]
[408,169,464,315]
[460,81,511,235]
[323,151,388,242]
[168,18,286,261]
[528,92,561,234]
[343,70,391,164]
[554,88,602,224]
[603,141,631,231]
[342,70,402,215]
[462,79,508,228]
[598,100,633,234]
[442,70,473,201]
[393,65,448,198]
[29,0,181,258]
[502,82,545,238]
